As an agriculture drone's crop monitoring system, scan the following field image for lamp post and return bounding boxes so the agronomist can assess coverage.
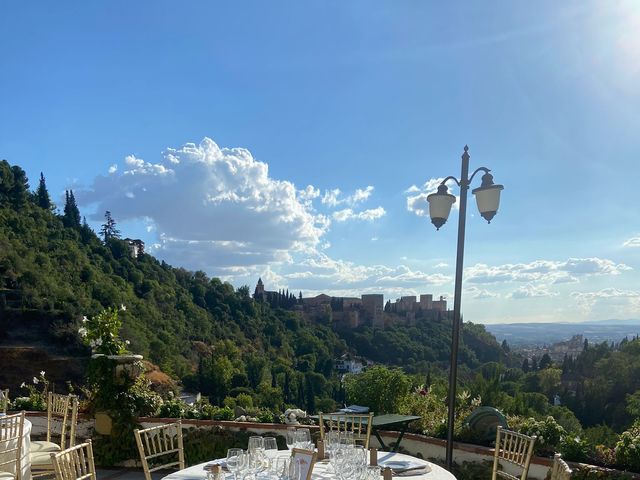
[426,145,503,471]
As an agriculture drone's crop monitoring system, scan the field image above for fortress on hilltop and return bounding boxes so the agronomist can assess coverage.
[253,279,451,329]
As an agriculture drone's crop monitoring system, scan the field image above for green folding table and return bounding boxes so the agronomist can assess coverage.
[313,413,421,452]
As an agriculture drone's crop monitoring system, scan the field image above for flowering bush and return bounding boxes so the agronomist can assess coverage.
[508,415,566,454]
[13,371,49,411]
[78,306,130,355]
[615,421,640,472]
[398,383,481,439]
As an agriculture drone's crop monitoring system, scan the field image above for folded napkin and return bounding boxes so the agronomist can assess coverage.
[203,460,228,472]
[393,465,432,476]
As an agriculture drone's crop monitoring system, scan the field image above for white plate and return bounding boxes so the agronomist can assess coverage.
[379,460,424,470]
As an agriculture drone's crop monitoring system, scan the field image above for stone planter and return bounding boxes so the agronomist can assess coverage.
[91,354,144,384]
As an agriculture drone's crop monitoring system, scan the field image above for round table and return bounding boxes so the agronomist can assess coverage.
[0,417,32,480]
[162,451,456,480]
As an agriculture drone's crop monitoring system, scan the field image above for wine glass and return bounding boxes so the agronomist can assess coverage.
[286,426,297,450]
[295,428,311,449]
[264,436,279,472]
[274,457,290,479]
[248,435,265,454]
[226,448,243,480]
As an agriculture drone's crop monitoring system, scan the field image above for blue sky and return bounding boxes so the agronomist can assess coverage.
[1,1,639,323]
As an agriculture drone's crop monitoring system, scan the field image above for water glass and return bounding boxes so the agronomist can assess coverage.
[226,448,243,480]
[295,428,311,449]
[286,426,297,450]
[264,437,279,472]
[248,435,265,453]
[364,465,381,480]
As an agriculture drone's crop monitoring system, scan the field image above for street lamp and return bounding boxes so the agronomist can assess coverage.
[426,145,503,471]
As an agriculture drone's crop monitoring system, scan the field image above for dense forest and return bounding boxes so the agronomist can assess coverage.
[0,159,508,412]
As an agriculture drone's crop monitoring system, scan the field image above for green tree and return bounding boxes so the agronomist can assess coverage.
[63,190,81,228]
[100,210,121,241]
[36,172,53,210]
[344,365,412,414]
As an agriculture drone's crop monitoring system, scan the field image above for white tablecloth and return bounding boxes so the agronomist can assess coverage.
[0,418,32,480]
[162,451,456,480]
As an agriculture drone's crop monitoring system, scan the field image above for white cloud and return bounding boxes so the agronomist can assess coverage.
[332,207,386,222]
[623,237,640,248]
[77,138,328,272]
[298,185,320,200]
[352,186,374,203]
[321,186,376,207]
[571,288,640,302]
[465,286,499,299]
[108,164,118,174]
[508,284,559,299]
[465,258,631,284]
[405,178,459,218]
[434,262,449,269]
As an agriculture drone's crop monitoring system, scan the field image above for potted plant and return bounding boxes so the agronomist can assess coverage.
[79,305,143,382]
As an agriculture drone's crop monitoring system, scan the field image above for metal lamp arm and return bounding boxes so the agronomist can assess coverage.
[439,176,461,187]
[468,167,491,185]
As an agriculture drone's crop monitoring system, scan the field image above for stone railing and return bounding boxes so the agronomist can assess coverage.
[24,412,635,479]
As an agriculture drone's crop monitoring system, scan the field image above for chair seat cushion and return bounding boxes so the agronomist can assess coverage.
[0,472,16,480]
[30,441,61,453]
[30,451,55,467]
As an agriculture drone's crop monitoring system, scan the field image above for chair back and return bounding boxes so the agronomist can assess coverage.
[0,389,9,414]
[550,453,572,480]
[46,393,79,450]
[0,411,26,480]
[318,412,374,449]
[491,426,537,480]
[134,421,185,480]
[50,441,96,480]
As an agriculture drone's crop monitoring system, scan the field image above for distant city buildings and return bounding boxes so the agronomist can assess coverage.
[252,279,451,329]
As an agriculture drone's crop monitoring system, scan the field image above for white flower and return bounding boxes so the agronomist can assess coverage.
[125,340,130,345]
[78,327,88,338]
[33,377,39,384]
[40,371,45,377]
[90,340,97,348]
[120,304,127,311]
[20,382,26,388]
[96,338,103,346]
[82,316,88,323]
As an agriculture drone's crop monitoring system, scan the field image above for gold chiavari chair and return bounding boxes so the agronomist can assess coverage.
[491,426,537,480]
[0,389,9,415]
[318,412,374,449]
[31,394,79,478]
[0,411,26,480]
[549,453,572,480]
[50,441,96,480]
[134,421,185,480]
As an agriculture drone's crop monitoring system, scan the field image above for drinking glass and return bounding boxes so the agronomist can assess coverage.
[248,435,265,454]
[295,428,311,449]
[274,457,290,480]
[286,426,297,450]
[365,465,381,480]
[226,448,243,480]
[264,436,279,472]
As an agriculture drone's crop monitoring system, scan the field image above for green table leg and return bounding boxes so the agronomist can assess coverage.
[373,429,388,451]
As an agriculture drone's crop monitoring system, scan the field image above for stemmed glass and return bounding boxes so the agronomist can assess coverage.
[295,428,312,449]
[226,448,243,480]
[285,427,297,450]
[264,436,279,473]
[248,436,265,454]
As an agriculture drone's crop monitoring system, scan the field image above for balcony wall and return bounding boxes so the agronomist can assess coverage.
[25,412,631,479]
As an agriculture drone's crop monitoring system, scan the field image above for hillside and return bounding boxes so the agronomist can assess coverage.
[0,159,511,410]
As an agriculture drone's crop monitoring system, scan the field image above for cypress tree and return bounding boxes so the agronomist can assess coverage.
[63,190,81,227]
[36,172,52,210]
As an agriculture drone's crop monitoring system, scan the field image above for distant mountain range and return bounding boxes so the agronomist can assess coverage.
[484,319,640,346]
